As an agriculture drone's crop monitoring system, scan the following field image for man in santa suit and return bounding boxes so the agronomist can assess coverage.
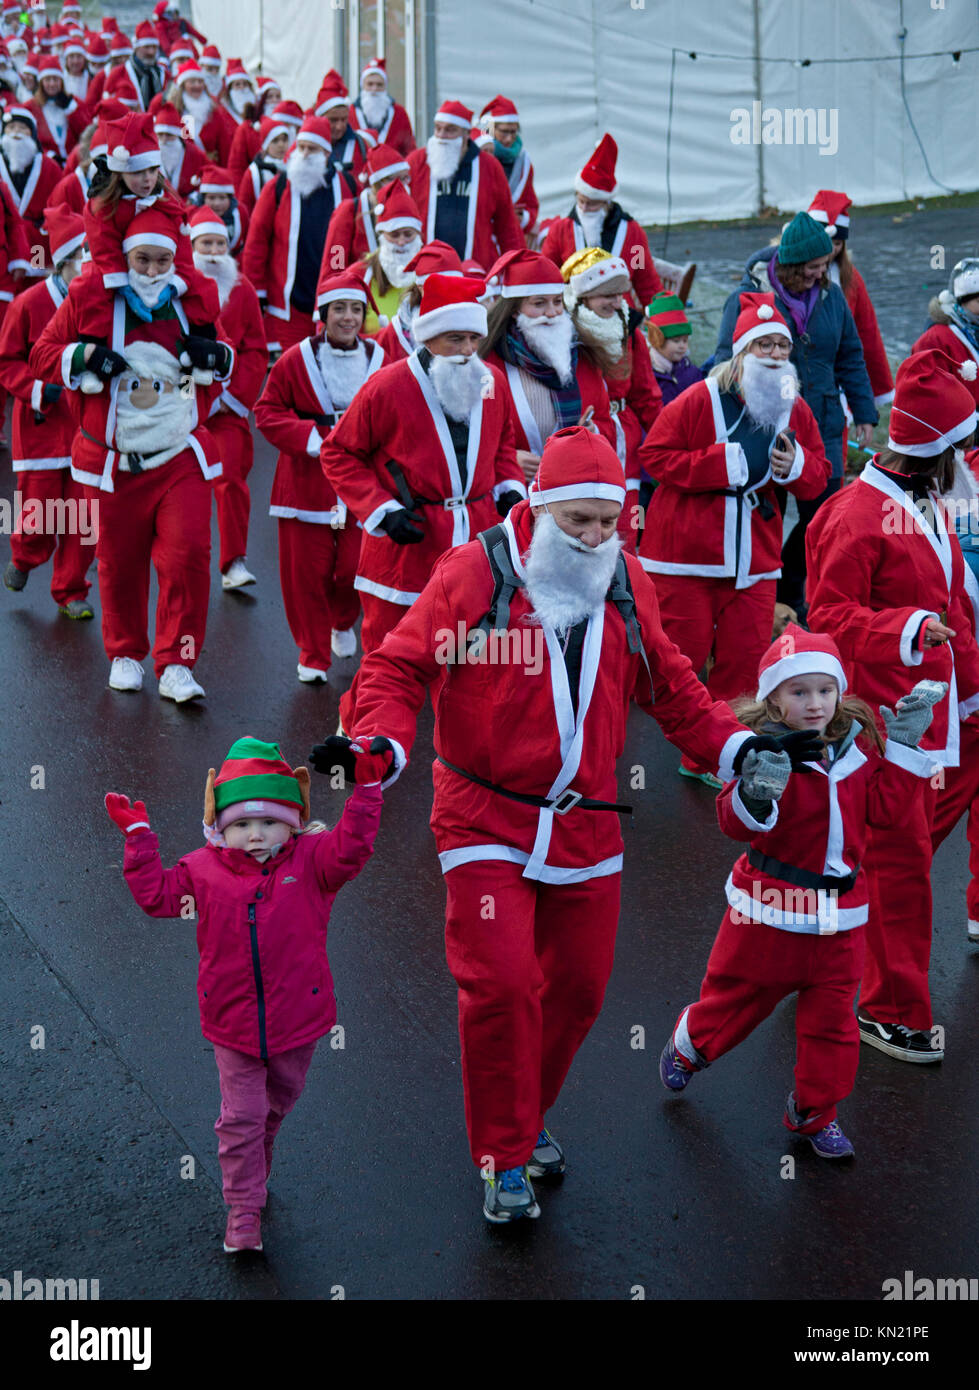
[313,426,795,1222]
[166,59,234,165]
[187,163,249,259]
[561,246,662,552]
[477,95,538,241]
[312,69,375,183]
[226,73,281,190]
[478,248,615,485]
[347,56,415,159]
[807,348,979,1061]
[0,204,93,617]
[236,112,291,216]
[88,31,131,110]
[189,205,267,591]
[542,134,662,311]
[372,238,463,363]
[111,21,166,113]
[198,43,223,101]
[31,206,233,703]
[84,35,111,93]
[321,142,411,278]
[0,107,61,284]
[152,0,208,56]
[242,114,356,354]
[407,100,522,270]
[321,273,527,731]
[256,268,386,681]
[27,55,88,165]
[220,58,257,135]
[153,100,207,199]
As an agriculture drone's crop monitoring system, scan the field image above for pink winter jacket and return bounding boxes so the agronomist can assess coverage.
[121,785,382,1059]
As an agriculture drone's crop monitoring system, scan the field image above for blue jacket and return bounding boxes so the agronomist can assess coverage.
[715,245,877,476]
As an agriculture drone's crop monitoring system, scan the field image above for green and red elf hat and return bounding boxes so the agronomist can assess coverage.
[645,291,691,338]
[204,737,311,832]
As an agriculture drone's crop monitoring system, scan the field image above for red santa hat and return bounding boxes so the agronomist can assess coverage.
[256,75,280,101]
[174,60,205,88]
[105,70,140,108]
[106,112,161,172]
[363,141,410,187]
[295,114,333,152]
[169,38,198,66]
[272,99,303,129]
[887,348,978,458]
[756,623,847,702]
[225,57,255,90]
[90,98,130,157]
[373,180,422,233]
[575,133,617,200]
[314,68,349,116]
[63,34,87,60]
[108,31,134,58]
[257,114,290,150]
[487,248,564,299]
[478,94,520,128]
[122,207,178,256]
[404,240,464,285]
[731,291,792,356]
[37,54,65,80]
[153,101,184,137]
[101,16,121,33]
[61,0,81,11]
[807,189,852,241]
[361,56,387,84]
[529,426,627,508]
[434,99,472,130]
[188,204,229,243]
[200,44,222,70]
[2,105,36,137]
[198,163,235,195]
[21,55,40,79]
[87,37,109,64]
[133,21,159,49]
[316,265,378,314]
[414,273,488,343]
[43,203,85,265]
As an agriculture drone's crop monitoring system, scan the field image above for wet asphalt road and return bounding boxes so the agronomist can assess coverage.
[2,423,978,1303]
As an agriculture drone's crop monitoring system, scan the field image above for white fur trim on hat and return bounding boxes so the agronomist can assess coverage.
[107,146,162,173]
[500,282,565,299]
[954,267,979,300]
[757,651,846,702]
[888,408,978,457]
[153,122,183,136]
[368,161,409,186]
[200,177,235,194]
[574,175,614,200]
[732,320,793,357]
[528,481,626,507]
[122,230,177,253]
[317,94,348,113]
[190,219,228,240]
[434,110,470,128]
[296,131,331,152]
[317,285,368,308]
[413,302,487,342]
[376,212,422,233]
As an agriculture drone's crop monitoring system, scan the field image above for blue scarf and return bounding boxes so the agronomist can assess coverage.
[121,282,175,323]
[502,324,582,429]
[948,297,979,352]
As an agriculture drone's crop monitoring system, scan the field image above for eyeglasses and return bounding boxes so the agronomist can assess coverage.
[752,338,792,354]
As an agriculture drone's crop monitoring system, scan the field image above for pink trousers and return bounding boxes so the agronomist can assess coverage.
[212,1040,318,1209]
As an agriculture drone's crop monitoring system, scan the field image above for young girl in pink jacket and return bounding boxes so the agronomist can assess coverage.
[105,734,390,1254]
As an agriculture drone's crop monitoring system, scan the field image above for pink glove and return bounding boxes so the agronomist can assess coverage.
[104,793,152,835]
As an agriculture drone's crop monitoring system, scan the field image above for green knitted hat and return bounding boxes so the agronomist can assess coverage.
[203,737,311,828]
[777,211,834,266]
[646,291,691,338]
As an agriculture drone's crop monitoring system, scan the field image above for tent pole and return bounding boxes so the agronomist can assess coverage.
[752,0,765,213]
[404,0,416,135]
[348,0,360,89]
[377,0,385,59]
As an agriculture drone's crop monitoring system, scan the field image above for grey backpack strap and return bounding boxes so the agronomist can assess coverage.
[607,553,654,702]
[465,524,524,659]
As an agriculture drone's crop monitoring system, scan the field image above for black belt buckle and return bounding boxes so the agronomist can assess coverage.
[550,789,582,815]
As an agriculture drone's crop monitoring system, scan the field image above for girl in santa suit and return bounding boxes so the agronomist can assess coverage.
[638,293,830,788]
[372,238,463,362]
[806,348,979,1061]
[560,247,662,554]
[348,180,422,334]
[255,268,385,682]
[914,259,979,408]
[235,113,291,215]
[660,626,943,1157]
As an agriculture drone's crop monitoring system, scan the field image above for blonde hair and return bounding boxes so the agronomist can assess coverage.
[300,820,328,835]
[708,353,745,393]
[731,691,884,755]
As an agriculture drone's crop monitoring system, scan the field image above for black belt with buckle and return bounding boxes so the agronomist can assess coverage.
[747,846,859,895]
[436,755,633,815]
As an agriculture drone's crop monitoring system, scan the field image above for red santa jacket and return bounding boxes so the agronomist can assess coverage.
[204,270,267,423]
[29,269,232,492]
[348,99,415,159]
[177,97,234,165]
[228,119,261,192]
[322,189,380,272]
[542,212,662,310]
[256,332,385,525]
[242,168,355,321]
[163,138,208,199]
[51,163,91,214]
[717,719,930,933]
[495,147,538,236]
[806,458,979,768]
[373,311,415,362]
[841,263,893,406]
[603,323,662,484]
[0,275,73,469]
[638,376,829,587]
[320,351,526,604]
[407,143,522,268]
[0,179,30,287]
[27,95,89,165]
[0,146,62,278]
[347,499,753,882]
[483,344,616,456]
[912,321,979,409]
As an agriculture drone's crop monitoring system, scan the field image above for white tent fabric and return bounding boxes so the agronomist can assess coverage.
[190,0,338,111]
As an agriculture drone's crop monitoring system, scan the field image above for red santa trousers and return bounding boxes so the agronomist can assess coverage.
[94,452,211,676]
[678,909,866,1132]
[652,573,776,772]
[213,1039,318,1210]
[208,414,254,573]
[860,780,938,1031]
[277,516,361,672]
[338,591,407,730]
[444,860,620,1171]
[10,469,93,606]
[931,720,979,925]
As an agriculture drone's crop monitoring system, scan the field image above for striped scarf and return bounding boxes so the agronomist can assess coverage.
[502,325,582,429]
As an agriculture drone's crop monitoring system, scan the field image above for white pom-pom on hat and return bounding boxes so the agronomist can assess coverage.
[960,360,978,381]
[757,304,773,319]
[112,145,129,162]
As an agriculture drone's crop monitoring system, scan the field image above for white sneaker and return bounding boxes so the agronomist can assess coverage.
[297,663,328,683]
[968,919,979,943]
[222,558,256,590]
[159,664,205,702]
[108,657,144,692]
[331,628,357,658]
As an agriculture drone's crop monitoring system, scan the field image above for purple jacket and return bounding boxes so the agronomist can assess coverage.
[122,785,382,1059]
[652,355,704,407]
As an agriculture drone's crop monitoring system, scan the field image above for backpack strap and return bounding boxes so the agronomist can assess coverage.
[607,552,654,702]
[463,523,522,660]
[274,170,287,207]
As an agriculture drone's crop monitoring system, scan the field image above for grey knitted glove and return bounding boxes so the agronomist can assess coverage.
[739,748,792,803]
[880,680,948,748]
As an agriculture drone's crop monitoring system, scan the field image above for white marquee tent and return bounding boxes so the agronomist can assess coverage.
[191,0,979,226]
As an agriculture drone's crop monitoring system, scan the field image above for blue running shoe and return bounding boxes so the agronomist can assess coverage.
[483,1165,541,1223]
[808,1122,855,1159]
[527,1128,565,1178]
[659,1038,697,1091]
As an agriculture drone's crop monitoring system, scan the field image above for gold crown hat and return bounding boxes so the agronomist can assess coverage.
[560,246,632,305]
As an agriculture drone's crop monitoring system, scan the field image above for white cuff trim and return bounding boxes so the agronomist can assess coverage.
[781,442,805,486]
[718,730,752,785]
[307,425,323,456]
[959,691,979,720]
[493,478,528,501]
[30,379,44,411]
[725,442,748,488]
[732,782,779,832]
[884,739,937,778]
[364,497,403,537]
[900,609,939,667]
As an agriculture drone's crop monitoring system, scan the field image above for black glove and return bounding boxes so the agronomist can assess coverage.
[379,507,425,544]
[42,383,62,406]
[495,489,523,518]
[732,728,824,776]
[179,335,232,375]
[86,344,129,380]
[308,736,357,781]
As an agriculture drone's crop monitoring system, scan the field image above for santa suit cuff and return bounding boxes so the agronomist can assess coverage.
[725,443,748,488]
[215,345,235,382]
[884,739,938,778]
[493,478,527,500]
[780,442,805,487]
[352,736,407,789]
[8,258,28,273]
[958,691,979,720]
[901,610,940,666]
[717,730,753,785]
[306,426,323,456]
[30,379,44,411]
[63,343,85,388]
[732,782,779,832]
[874,390,895,407]
[364,497,404,536]
[220,389,249,418]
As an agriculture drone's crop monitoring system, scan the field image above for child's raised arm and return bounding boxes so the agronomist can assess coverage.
[105,793,195,919]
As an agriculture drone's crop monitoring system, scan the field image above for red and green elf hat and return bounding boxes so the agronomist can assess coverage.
[645,291,691,338]
[204,737,311,829]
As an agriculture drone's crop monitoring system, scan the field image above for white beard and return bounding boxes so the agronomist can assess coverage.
[396,295,418,344]
[11,55,27,76]
[517,310,575,387]
[523,511,622,634]
[740,354,799,432]
[229,86,251,116]
[378,234,422,288]
[159,139,182,182]
[316,336,367,410]
[63,70,88,101]
[182,91,213,129]
[193,250,238,307]
[1,131,35,173]
[127,265,176,309]
[428,352,491,423]
[359,88,391,129]
[287,147,328,198]
[574,303,627,360]
[203,71,223,98]
[426,134,463,182]
[114,342,194,455]
[576,207,606,245]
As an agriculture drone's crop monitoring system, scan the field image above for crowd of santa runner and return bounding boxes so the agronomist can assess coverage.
[5,1,979,1255]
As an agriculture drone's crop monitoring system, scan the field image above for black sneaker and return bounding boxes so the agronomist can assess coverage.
[4,561,28,591]
[58,598,94,620]
[857,1014,943,1063]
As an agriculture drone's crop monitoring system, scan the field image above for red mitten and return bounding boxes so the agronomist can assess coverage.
[350,737,395,786]
[104,793,152,835]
